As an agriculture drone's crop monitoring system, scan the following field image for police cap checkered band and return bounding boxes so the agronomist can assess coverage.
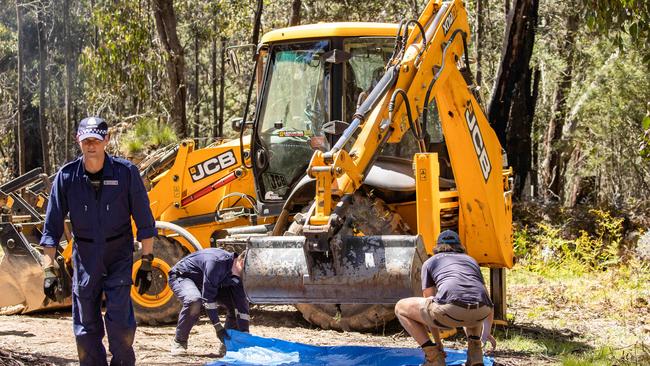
[77,117,108,141]
[436,230,461,245]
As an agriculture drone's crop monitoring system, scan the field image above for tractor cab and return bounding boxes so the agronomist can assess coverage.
[245,23,399,216]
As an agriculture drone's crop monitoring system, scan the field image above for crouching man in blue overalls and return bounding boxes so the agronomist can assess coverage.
[40,117,156,366]
[168,248,249,356]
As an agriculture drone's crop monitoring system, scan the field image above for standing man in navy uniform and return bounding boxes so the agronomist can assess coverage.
[168,248,249,356]
[40,117,156,366]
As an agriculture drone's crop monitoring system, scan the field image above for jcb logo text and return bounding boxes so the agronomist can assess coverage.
[189,150,237,182]
[442,7,456,35]
[464,103,491,181]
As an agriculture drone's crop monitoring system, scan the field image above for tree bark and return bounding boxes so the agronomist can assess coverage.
[475,0,484,86]
[218,37,226,138]
[63,0,73,161]
[540,13,578,202]
[15,0,25,176]
[252,0,263,45]
[410,0,420,19]
[211,28,218,138]
[152,0,188,137]
[37,5,51,174]
[289,0,302,26]
[487,0,539,199]
[193,32,200,139]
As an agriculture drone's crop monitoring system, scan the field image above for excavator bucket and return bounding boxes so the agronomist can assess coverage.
[0,222,70,314]
[244,235,427,304]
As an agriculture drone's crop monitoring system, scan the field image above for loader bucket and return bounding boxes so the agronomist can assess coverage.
[244,234,427,304]
[0,222,70,314]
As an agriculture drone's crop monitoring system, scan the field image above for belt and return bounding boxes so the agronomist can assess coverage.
[75,231,130,243]
[448,300,490,310]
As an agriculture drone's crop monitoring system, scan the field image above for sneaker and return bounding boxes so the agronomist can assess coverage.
[170,339,188,356]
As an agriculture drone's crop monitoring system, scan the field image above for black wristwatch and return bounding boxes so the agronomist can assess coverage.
[141,253,154,262]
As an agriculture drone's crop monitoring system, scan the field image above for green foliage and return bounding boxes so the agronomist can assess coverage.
[514,209,625,273]
[121,117,178,155]
[565,34,650,204]
[0,22,16,57]
[80,2,161,118]
[641,112,650,160]
[583,0,650,64]
[562,345,650,366]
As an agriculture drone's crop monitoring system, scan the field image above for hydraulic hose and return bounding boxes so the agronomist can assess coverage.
[327,65,399,157]
[155,220,202,252]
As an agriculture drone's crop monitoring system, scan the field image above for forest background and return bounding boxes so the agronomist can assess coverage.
[0,0,649,364]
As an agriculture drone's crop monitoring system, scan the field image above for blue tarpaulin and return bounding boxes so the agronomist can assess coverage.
[207,330,494,366]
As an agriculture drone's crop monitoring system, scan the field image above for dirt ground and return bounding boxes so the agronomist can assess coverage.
[0,304,536,366]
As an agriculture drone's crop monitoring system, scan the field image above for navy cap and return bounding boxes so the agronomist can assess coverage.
[77,117,108,141]
[436,230,461,245]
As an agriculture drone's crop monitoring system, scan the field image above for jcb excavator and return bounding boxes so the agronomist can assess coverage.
[236,0,513,330]
[0,0,512,331]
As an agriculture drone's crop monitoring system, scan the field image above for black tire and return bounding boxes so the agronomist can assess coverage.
[292,192,412,331]
[132,236,186,325]
[294,303,396,331]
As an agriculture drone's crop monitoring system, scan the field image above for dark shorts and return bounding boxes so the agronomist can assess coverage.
[419,298,492,330]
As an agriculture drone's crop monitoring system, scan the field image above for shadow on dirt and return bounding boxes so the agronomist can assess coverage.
[0,330,36,337]
[0,348,77,366]
[249,304,411,335]
[488,322,592,365]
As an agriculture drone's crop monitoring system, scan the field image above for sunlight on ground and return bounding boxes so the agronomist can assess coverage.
[502,263,650,365]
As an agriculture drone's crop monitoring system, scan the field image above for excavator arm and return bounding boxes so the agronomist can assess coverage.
[305,0,512,266]
[244,0,513,307]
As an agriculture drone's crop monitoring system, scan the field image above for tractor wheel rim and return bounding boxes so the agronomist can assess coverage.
[131,258,173,307]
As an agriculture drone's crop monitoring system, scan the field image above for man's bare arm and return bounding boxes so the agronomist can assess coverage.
[140,237,154,256]
[422,287,436,298]
[42,246,56,268]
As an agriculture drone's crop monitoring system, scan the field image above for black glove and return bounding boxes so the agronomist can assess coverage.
[214,323,231,342]
[135,254,153,295]
[43,265,60,302]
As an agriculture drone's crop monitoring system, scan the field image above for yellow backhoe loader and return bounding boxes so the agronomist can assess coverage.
[235,0,513,330]
[0,0,513,331]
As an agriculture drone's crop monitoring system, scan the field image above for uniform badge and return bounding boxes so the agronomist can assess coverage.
[104,180,119,186]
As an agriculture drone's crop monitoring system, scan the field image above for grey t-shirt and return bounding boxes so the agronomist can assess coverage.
[421,252,493,306]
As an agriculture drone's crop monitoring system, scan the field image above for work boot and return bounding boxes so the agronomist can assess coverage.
[422,345,446,366]
[215,338,227,358]
[214,323,228,358]
[170,339,188,356]
[466,337,484,366]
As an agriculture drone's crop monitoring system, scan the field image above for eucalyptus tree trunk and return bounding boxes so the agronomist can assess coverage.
[541,13,578,202]
[193,33,200,139]
[289,0,301,26]
[64,0,74,160]
[211,28,218,138]
[252,0,263,45]
[475,0,484,86]
[37,5,51,174]
[218,37,226,138]
[487,0,539,199]
[15,0,25,176]
[410,0,420,18]
[153,0,188,137]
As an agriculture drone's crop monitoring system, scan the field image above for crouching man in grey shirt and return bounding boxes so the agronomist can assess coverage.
[395,230,496,366]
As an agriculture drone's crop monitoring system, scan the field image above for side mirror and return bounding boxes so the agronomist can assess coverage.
[231,117,254,133]
[231,117,244,132]
[226,44,256,76]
